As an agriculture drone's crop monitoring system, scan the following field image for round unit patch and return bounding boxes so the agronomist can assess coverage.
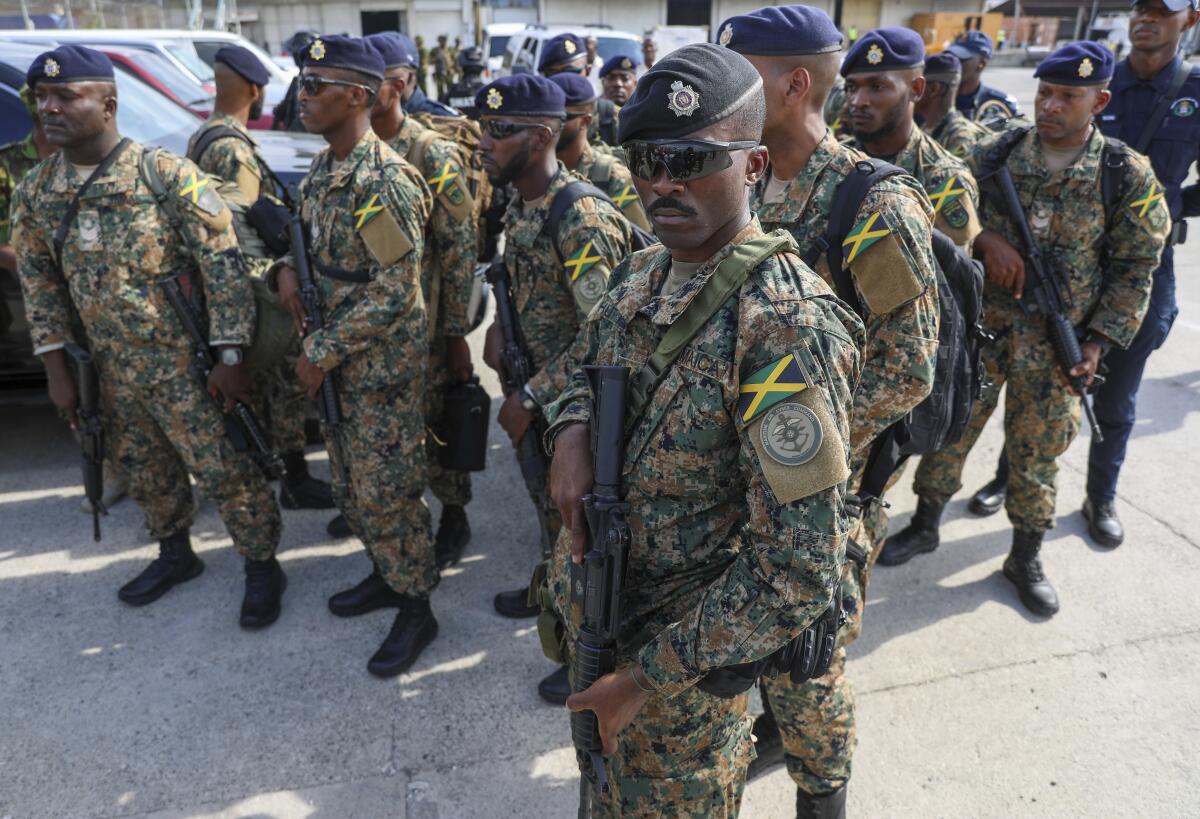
[1173,97,1197,118]
[760,402,822,466]
[577,269,607,304]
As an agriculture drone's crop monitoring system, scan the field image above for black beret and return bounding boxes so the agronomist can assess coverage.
[365,32,419,69]
[599,53,640,78]
[841,27,925,77]
[924,52,961,79]
[618,42,763,143]
[1034,41,1115,86]
[214,45,270,86]
[27,45,114,87]
[302,35,385,81]
[718,5,843,56]
[549,72,596,106]
[539,33,587,70]
[476,74,566,117]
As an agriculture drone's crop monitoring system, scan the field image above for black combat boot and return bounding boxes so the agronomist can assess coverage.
[367,595,439,678]
[1082,498,1124,548]
[434,504,471,569]
[327,514,352,539]
[240,556,287,629]
[328,569,405,617]
[968,451,1009,517]
[797,785,847,819]
[118,530,204,606]
[877,497,945,566]
[1003,530,1059,616]
[537,665,571,705]
[494,587,539,619]
[747,695,784,780]
[279,451,335,510]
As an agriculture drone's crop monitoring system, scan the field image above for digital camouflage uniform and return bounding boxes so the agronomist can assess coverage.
[574,141,652,233]
[0,135,41,245]
[13,142,281,556]
[188,113,309,459]
[751,128,939,795]
[281,129,436,595]
[385,115,478,509]
[545,221,864,817]
[928,109,992,161]
[913,126,1169,532]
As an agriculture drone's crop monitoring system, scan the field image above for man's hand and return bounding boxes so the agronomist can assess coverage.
[482,321,506,381]
[295,353,326,399]
[445,335,473,383]
[549,422,593,564]
[276,265,306,335]
[207,360,254,412]
[0,244,16,273]
[43,349,78,423]
[977,229,1026,298]
[1067,340,1104,395]
[497,391,534,447]
[565,667,652,755]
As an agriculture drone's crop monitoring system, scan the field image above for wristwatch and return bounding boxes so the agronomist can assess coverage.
[219,347,244,367]
[519,388,538,412]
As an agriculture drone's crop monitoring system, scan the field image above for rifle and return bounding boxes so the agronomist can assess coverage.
[64,342,105,542]
[989,166,1104,442]
[289,215,350,498]
[159,273,288,479]
[484,260,555,559]
[570,365,631,819]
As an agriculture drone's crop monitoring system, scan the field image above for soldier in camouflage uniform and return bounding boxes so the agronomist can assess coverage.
[475,74,634,704]
[189,45,335,514]
[14,46,285,626]
[546,44,863,817]
[548,72,651,232]
[917,52,992,159]
[722,8,940,815]
[272,36,439,676]
[366,31,479,568]
[883,42,1170,616]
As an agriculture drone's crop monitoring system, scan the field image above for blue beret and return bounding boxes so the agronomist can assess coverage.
[618,43,763,143]
[598,53,640,78]
[549,72,596,106]
[947,31,993,60]
[841,28,925,77]
[476,75,566,117]
[924,52,961,78]
[1158,0,1200,10]
[365,32,419,69]
[302,35,385,81]
[538,33,587,71]
[1034,41,1115,86]
[214,45,269,86]
[27,45,113,87]
[717,5,843,56]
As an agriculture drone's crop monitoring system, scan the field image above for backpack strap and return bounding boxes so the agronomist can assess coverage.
[628,232,798,421]
[596,98,617,145]
[587,152,615,186]
[52,137,131,273]
[188,124,251,165]
[1100,137,1132,229]
[1134,58,1192,154]
[543,180,614,262]
[405,128,442,178]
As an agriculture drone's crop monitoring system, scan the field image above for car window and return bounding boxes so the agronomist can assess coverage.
[0,87,32,146]
[519,37,538,68]
[111,69,201,149]
[117,51,211,106]
[595,37,641,62]
[164,41,215,82]
[488,36,510,59]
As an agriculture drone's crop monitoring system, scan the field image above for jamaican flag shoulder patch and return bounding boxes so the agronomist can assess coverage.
[737,353,809,424]
[1130,180,1165,219]
[842,212,891,264]
[565,239,602,281]
[612,184,638,209]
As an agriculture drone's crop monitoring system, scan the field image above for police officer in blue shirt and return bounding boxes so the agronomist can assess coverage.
[375,31,459,117]
[949,31,1021,128]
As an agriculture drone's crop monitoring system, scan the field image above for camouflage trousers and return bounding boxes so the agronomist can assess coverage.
[330,382,438,597]
[424,337,472,507]
[255,346,308,458]
[103,366,281,559]
[913,328,1082,533]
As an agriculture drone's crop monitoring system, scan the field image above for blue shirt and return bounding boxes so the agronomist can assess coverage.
[404,87,461,118]
[1097,55,1200,222]
[955,83,1020,128]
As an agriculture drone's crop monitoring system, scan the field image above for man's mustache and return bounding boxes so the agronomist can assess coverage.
[647,197,697,216]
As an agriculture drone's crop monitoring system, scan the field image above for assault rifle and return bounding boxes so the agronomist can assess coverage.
[64,342,105,541]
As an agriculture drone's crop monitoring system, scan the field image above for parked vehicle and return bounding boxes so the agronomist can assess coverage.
[482,22,527,78]
[498,24,641,77]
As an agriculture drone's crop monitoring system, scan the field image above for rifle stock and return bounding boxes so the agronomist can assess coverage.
[64,342,105,541]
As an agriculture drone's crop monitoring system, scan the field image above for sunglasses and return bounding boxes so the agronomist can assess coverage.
[624,139,758,182]
[481,119,557,139]
[299,75,374,97]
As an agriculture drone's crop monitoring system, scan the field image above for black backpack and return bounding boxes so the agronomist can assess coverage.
[543,180,657,260]
[803,159,987,504]
[591,98,618,147]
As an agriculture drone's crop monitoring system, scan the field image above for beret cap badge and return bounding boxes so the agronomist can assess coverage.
[44,58,60,77]
[1078,57,1094,78]
[621,57,632,69]
[310,38,326,60]
[486,87,503,109]
[719,24,733,47]
[564,39,577,55]
[867,44,884,65]
[667,79,700,117]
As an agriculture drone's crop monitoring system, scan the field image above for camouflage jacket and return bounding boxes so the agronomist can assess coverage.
[186,112,264,205]
[573,141,652,232]
[385,115,478,338]
[753,129,938,468]
[283,129,431,390]
[502,161,634,406]
[0,135,42,245]
[969,125,1169,365]
[13,140,251,383]
[545,221,863,697]
[928,109,991,161]
[848,125,982,250]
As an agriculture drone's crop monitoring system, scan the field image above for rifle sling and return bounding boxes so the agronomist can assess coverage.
[1134,59,1192,155]
[52,137,132,273]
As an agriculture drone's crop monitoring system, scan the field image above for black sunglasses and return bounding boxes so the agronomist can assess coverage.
[481,119,557,139]
[299,75,373,96]
[624,139,759,182]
